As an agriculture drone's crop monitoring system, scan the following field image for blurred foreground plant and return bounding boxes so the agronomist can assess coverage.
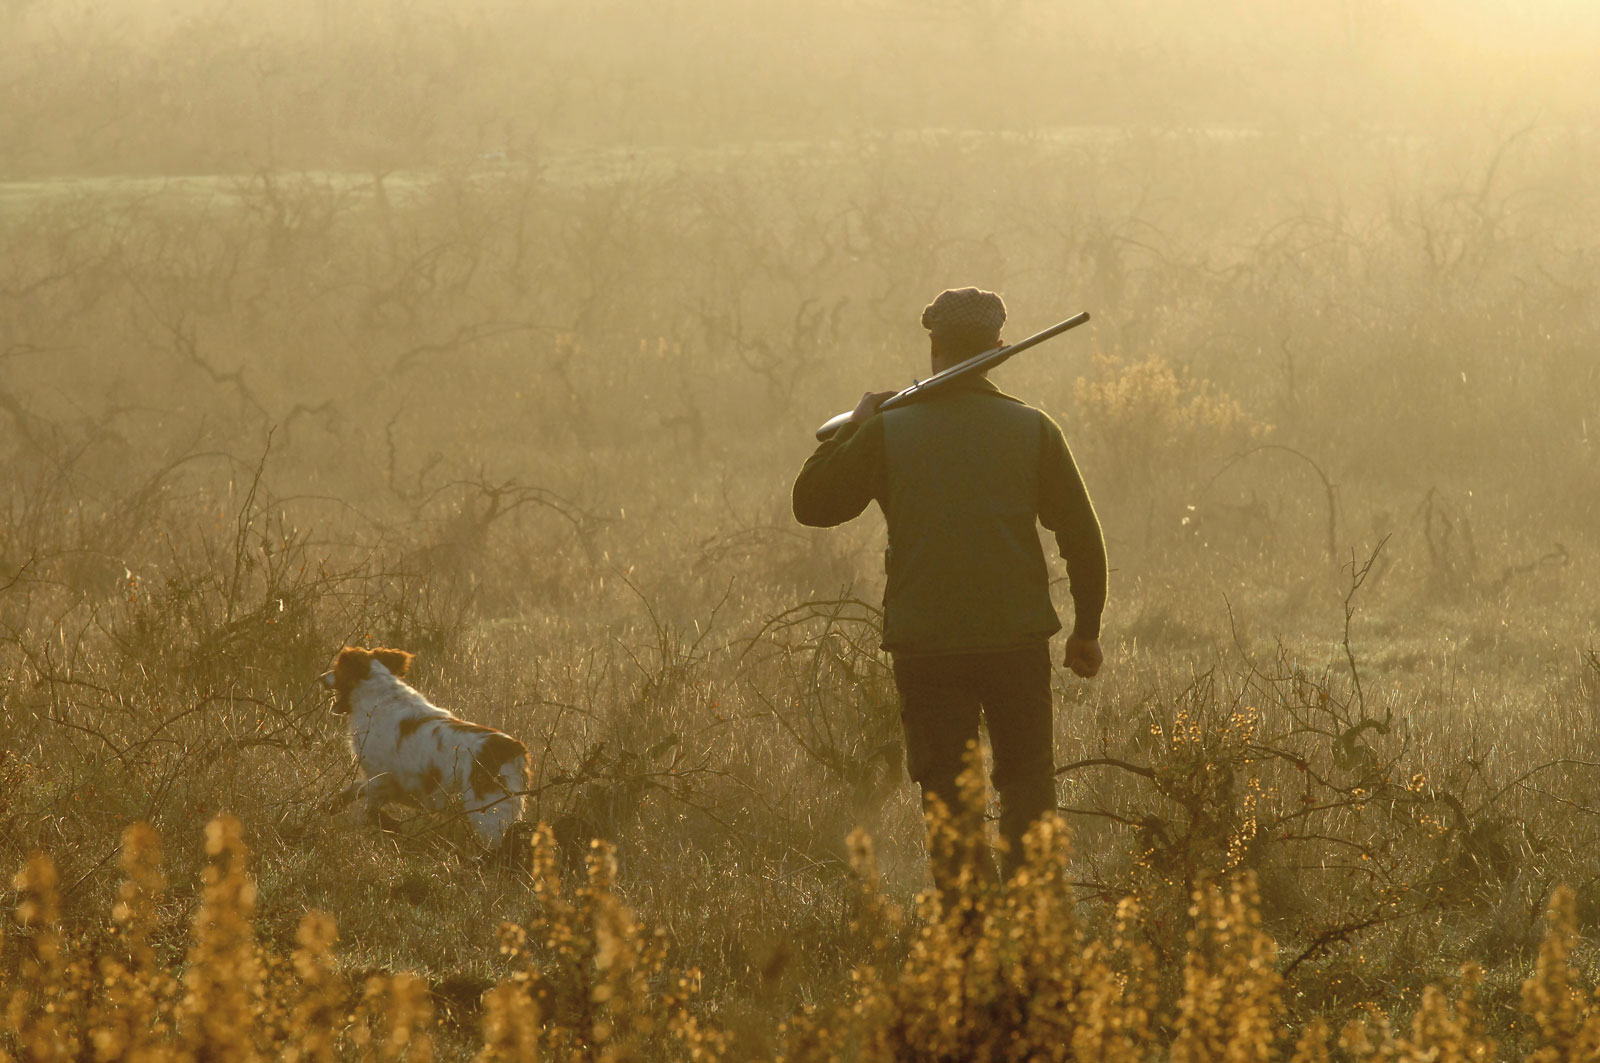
[4,815,1600,1062]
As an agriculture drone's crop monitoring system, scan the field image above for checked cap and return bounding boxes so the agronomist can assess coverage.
[920,287,1006,339]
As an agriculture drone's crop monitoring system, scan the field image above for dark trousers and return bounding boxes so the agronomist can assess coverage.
[892,644,1056,883]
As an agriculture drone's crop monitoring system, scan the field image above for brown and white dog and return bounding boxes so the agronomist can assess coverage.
[321,646,529,848]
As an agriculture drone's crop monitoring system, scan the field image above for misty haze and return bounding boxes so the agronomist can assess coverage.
[2,1,1599,1058]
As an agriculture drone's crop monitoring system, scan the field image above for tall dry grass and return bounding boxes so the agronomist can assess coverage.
[3,126,1598,1048]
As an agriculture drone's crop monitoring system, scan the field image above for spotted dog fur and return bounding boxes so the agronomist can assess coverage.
[321,647,529,847]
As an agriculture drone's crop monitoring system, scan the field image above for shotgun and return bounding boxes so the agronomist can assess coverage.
[813,311,1090,440]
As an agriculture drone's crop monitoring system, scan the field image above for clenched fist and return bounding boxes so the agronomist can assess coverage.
[1063,635,1103,678]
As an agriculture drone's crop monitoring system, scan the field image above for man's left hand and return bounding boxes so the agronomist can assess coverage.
[1063,636,1103,678]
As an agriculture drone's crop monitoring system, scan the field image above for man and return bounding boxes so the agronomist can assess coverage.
[792,287,1107,883]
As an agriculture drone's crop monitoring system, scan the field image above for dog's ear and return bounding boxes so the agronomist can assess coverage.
[333,647,373,687]
[373,648,414,678]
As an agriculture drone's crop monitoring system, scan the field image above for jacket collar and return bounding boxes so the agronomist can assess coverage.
[944,373,1024,403]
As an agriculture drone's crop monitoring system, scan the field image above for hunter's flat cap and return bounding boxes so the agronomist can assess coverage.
[921,287,1006,337]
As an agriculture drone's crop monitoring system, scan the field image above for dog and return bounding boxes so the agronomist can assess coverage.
[320,646,529,848]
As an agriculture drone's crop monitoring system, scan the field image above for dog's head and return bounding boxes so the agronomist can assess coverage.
[320,646,415,714]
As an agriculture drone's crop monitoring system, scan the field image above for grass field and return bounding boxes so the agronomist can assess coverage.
[4,1,1600,1058]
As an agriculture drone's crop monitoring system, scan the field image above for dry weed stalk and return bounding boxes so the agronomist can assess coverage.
[282,911,345,1063]
[5,852,79,1063]
[353,973,434,1063]
[1393,967,1493,1063]
[180,814,268,1063]
[91,822,174,1063]
[1519,887,1600,1063]
[847,811,1158,1063]
[487,823,723,1063]
[1171,874,1282,1063]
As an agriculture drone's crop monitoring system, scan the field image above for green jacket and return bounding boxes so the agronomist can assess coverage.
[792,377,1106,655]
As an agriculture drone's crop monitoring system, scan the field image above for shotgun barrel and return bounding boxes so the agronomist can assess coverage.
[813,311,1090,441]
